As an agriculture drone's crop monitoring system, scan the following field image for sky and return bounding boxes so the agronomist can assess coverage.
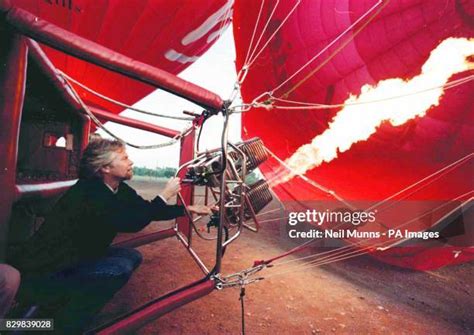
[97,28,241,169]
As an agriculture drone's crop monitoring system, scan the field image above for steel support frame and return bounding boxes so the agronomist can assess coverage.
[94,278,216,335]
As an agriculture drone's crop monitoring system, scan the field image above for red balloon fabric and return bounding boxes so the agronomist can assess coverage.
[233,0,474,269]
[14,0,232,113]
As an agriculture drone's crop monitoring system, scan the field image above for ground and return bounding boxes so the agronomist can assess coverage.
[94,179,473,335]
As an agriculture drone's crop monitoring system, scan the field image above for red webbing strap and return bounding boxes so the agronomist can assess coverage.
[0,2,224,111]
[95,278,215,334]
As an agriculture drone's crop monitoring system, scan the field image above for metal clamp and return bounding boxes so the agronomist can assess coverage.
[213,264,266,290]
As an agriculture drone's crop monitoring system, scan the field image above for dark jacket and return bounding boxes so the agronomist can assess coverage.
[8,178,184,276]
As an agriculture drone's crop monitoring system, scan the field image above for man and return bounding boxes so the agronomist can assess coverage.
[8,138,211,333]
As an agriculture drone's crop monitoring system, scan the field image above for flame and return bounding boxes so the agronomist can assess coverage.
[275,37,474,185]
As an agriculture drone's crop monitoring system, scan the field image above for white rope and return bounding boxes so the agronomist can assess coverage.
[255,149,472,272]
[259,74,474,110]
[269,0,383,96]
[264,146,355,209]
[366,152,474,212]
[61,73,193,149]
[228,1,302,110]
[231,0,385,113]
[264,143,472,220]
[246,0,302,70]
[368,161,469,217]
[236,0,266,84]
[257,216,289,224]
[236,71,474,113]
[272,191,474,268]
[228,0,302,99]
[265,191,473,278]
[257,207,282,217]
[227,0,286,106]
[264,246,371,279]
[58,70,194,121]
[244,0,281,68]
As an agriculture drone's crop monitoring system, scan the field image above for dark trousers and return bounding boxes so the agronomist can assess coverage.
[17,247,142,334]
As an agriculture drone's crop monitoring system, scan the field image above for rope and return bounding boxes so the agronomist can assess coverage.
[256,216,289,224]
[61,73,194,149]
[256,207,282,217]
[366,152,474,211]
[276,190,473,269]
[228,0,302,105]
[264,246,372,279]
[264,191,473,278]
[243,0,281,68]
[264,146,354,209]
[237,0,266,84]
[271,0,384,96]
[230,0,472,281]
[259,74,474,110]
[265,143,471,220]
[274,74,474,107]
[258,235,322,265]
[253,151,473,269]
[230,72,474,113]
[229,0,386,111]
[58,70,194,121]
[245,0,302,70]
[278,0,390,99]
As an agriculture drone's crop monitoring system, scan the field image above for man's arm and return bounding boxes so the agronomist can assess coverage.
[110,184,185,233]
[109,179,214,233]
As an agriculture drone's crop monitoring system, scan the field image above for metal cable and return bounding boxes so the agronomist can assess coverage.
[61,73,194,149]
[59,70,194,121]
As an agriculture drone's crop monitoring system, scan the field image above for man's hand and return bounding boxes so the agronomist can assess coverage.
[187,205,216,216]
[160,177,181,201]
